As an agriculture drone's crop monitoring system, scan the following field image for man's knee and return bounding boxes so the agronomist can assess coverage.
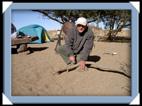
[56,45,66,54]
[56,45,62,53]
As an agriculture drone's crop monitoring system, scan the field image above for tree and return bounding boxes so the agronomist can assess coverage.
[33,10,100,24]
[33,10,131,41]
[100,10,131,40]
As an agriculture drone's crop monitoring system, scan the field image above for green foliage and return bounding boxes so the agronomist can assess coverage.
[33,10,131,41]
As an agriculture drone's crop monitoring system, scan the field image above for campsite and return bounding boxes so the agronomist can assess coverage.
[11,29,131,96]
[11,10,131,96]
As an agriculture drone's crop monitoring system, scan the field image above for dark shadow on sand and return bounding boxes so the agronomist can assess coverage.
[11,48,18,54]
[88,55,101,62]
[86,55,101,67]
[11,47,48,55]
[27,47,48,54]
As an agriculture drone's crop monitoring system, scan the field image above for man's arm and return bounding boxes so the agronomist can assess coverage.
[79,32,94,61]
[78,32,94,70]
[64,28,74,56]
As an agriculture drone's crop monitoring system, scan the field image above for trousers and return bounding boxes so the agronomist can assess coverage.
[56,45,81,64]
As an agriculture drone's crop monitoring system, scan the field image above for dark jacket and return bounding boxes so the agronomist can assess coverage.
[64,26,94,61]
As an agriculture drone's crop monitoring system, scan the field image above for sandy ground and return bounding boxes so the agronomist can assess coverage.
[11,40,131,96]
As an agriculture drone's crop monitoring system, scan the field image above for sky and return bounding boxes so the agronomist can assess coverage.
[11,10,108,32]
[11,10,62,31]
[11,10,130,33]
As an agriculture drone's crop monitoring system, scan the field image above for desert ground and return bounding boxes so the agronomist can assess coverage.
[11,40,131,96]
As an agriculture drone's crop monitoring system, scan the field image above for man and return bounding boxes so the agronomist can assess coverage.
[57,17,94,70]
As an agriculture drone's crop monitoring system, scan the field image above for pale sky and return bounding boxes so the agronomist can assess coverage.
[11,10,62,31]
[11,10,107,32]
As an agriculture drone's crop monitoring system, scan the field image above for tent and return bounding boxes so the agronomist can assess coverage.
[18,24,51,43]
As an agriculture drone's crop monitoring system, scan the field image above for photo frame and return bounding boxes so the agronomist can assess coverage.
[3,2,139,104]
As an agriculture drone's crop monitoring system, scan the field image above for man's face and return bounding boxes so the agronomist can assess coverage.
[77,24,87,33]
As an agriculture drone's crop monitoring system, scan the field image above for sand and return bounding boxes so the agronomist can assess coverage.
[11,40,131,96]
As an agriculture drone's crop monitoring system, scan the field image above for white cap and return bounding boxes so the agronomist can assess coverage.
[75,17,87,26]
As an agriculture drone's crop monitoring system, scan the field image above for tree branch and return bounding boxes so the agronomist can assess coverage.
[32,10,63,24]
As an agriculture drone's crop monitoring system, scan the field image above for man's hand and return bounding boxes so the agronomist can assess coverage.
[79,60,86,70]
[69,55,75,63]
